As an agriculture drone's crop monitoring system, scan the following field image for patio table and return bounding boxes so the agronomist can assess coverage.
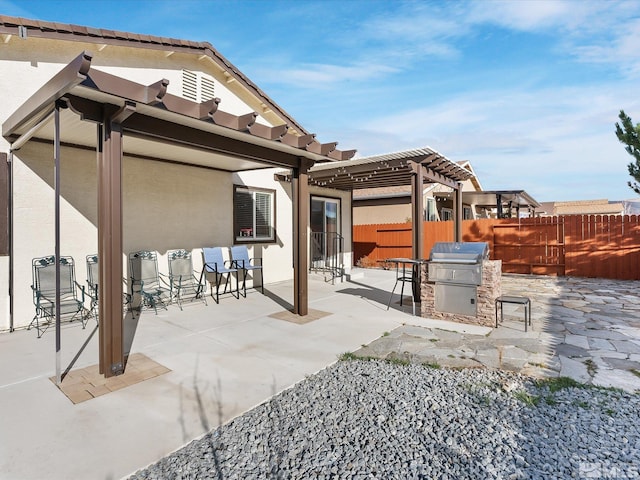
[384,258,427,315]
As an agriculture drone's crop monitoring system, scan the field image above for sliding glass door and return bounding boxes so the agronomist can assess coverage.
[310,197,340,268]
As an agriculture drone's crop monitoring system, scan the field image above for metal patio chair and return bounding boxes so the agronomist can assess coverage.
[30,255,90,338]
[230,245,264,297]
[129,250,171,314]
[86,254,133,318]
[168,249,207,310]
[200,247,239,304]
[86,254,99,320]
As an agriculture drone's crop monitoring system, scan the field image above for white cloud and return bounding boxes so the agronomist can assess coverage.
[357,3,468,59]
[243,1,640,202]
[242,1,639,99]
[465,0,640,79]
[256,62,399,89]
[468,0,584,31]
[571,18,640,78]
[345,81,640,201]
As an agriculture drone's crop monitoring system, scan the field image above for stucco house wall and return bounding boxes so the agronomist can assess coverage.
[353,200,412,225]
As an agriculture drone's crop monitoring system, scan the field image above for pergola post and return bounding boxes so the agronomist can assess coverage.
[454,182,463,242]
[410,161,424,302]
[410,162,424,260]
[496,193,503,218]
[97,112,125,377]
[4,152,12,333]
[292,159,311,316]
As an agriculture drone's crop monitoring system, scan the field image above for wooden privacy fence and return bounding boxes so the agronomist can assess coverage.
[353,215,640,280]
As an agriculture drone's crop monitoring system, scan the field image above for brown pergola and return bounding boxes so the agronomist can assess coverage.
[308,148,474,259]
[3,51,354,378]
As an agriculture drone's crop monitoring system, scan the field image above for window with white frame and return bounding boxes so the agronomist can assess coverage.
[233,186,276,243]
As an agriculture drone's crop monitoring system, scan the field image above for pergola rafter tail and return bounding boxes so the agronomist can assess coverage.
[3,51,92,140]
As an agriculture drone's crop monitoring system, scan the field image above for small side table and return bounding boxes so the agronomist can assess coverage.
[495,295,531,331]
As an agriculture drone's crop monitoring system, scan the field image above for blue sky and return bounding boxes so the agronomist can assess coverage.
[2,0,640,202]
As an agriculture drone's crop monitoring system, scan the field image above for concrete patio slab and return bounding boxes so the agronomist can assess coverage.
[2,270,640,480]
[0,270,407,480]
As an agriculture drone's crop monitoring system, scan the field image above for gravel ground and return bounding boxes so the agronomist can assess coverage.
[129,360,640,480]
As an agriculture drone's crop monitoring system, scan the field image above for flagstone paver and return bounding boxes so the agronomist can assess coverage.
[354,274,640,392]
[588,337,614,351]
[564,333,590,349]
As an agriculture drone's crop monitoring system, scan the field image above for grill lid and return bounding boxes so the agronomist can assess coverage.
[429,242,489,264]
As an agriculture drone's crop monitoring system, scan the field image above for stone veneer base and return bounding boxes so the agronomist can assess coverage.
[420,260,502,327]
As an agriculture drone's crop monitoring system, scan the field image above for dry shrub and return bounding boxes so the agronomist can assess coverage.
[356,255,382,269]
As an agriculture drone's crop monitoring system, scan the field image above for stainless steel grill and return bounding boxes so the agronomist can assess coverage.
[428,242,490,316]
[429,242,489,265]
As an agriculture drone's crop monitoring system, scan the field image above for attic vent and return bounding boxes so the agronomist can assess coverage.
[182,70,215,102]
[201,76,215,101]
[182,69,198,101]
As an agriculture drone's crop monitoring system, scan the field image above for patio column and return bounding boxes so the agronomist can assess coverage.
[454,182,463,242]
[410,162,424,260]
[496,193,503,218]
[3,152,12,332]
[97,106,131,377]
[410,161,424,302]
[292,159,311,316]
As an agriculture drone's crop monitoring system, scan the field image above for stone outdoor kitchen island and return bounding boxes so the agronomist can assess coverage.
[421,260,502,327]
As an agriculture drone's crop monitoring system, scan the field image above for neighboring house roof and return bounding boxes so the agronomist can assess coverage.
[0,14,308,135]
[539,199,624,216]
[457,160,483,191]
